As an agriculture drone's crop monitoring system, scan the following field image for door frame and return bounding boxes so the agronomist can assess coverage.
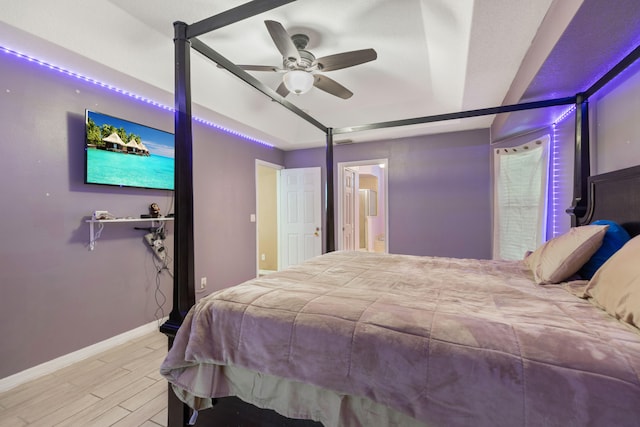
[255,159,283,277]
[342,167,359,251]
[337,159,389,252]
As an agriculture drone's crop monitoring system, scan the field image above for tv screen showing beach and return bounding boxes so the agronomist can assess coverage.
[85,110,174,191]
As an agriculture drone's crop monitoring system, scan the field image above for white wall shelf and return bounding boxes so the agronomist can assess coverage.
[86,217,174,251]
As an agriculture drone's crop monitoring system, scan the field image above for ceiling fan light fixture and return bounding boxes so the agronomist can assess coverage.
[283,70,314,94]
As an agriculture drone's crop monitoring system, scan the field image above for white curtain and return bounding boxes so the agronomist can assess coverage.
[493,135,550,260]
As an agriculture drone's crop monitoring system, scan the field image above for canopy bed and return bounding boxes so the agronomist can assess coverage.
[159,1,640,426]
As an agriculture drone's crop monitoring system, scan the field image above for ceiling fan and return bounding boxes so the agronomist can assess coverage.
[231,20,377,99]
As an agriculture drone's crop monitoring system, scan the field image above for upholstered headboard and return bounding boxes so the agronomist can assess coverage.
[577,164,640,237]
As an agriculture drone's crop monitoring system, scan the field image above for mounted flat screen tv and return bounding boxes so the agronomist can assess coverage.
[85,110,174,191]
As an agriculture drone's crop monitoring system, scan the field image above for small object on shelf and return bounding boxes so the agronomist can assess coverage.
[93,210,116,220]
[149,202,161,218]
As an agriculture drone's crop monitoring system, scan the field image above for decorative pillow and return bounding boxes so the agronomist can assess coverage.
[585,234,640,329]
[525,224,608,285]
[578,220,631,279]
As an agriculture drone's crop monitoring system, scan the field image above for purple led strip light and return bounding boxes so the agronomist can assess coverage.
[550,105,576,237]
[1,45,275,148]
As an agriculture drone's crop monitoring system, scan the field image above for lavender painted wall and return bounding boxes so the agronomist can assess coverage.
[0,49,283,379]
[192,122,283,295]
[593,58,640,173]
[285,129,493,259]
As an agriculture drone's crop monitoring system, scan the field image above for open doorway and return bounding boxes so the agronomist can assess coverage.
[256,160,282,276]
[337,159,388,253]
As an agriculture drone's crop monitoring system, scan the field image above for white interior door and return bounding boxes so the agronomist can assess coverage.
[279,167,322,269]
[342,168,357,250]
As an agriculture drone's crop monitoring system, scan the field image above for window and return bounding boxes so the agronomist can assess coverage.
[493,135,550,260]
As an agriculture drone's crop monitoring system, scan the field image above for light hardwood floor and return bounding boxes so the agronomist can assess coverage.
[0,331,169,427]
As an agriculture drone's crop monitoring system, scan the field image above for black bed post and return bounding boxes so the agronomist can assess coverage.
[326,128,335,252]
[161,20,195,426]
[567,93,590,226]
[161,21,196,336]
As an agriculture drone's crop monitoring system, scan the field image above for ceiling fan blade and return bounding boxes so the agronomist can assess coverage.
[216,64,281,72]
[313,75,353,99]
[265,20,301,63]
[316,48,377,72]
[275,81,290,97]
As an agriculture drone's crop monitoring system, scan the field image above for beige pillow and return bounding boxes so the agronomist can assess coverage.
[526,225,608,284]
[585,234,640,329]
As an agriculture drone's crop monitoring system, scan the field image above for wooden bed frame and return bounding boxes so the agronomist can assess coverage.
[571,165,640,236]
[159,2,640,426]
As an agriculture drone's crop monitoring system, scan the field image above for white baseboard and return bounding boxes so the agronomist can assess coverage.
[0,318,168,393]
[259,269,276,276]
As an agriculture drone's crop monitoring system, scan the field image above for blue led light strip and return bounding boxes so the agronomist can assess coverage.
[1,45,275,148]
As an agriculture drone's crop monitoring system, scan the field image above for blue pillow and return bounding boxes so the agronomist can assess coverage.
[579,220,631,279]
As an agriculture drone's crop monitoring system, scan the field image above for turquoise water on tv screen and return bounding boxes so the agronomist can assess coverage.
[86,148,174,190]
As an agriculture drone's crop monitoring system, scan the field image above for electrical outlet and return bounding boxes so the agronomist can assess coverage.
[200,277,207,289]
[261,253,266,261]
